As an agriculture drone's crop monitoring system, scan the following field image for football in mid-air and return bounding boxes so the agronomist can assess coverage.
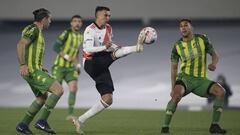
[140,27,157,44]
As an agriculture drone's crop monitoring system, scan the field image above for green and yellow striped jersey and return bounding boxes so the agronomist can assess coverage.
[22,24,45,72]
[53,29,83,68]
[171,34,214,78]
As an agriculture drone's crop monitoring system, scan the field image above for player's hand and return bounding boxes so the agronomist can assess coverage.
[42,67,49,73]
[76,64,81,75]
[208,63,216,71]
[104,42,112,49]
[19,64,29,76]
[170,90,174,98]
[67,56,75,62]
[77,68,81,75]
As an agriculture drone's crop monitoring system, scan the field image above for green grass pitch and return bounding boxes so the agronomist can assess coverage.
[0,107,239,135]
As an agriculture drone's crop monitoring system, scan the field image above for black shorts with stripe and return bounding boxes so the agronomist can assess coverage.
[84,52,115,96]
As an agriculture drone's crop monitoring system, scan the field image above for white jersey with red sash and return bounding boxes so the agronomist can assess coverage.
[83,23,118,63]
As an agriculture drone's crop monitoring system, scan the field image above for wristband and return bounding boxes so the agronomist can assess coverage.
[64,54,69,60]
[77,64,81,68]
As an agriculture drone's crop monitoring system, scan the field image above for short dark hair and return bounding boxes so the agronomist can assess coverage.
[179,18,192,24]
[95,6,110,16]
[33,8,50,22]
[71,15,82,21]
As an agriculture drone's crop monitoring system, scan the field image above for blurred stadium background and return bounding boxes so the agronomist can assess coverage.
[0,0,240,110]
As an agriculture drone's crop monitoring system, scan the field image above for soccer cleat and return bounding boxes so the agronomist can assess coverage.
[161,127,170,134]
[209,124,227,134]
[16,122,33,135]
[136,32,146,53]
[71,117,84,134]
[34,119,56,134]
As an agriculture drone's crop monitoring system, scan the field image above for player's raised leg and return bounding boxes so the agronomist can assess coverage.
[111,30,146,59]
[208,83,226,134]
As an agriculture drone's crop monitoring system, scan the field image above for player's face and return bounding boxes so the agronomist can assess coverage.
[97,10,111,25]
[71,18,82,31]
[42,15,51,29]
[180,21,192,38]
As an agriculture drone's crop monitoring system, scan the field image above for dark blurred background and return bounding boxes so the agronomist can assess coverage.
[0,0,239,110]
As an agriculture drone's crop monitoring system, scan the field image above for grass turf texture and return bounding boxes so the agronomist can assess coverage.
[0,107,239,135]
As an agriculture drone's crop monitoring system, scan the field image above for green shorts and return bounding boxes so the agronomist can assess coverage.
[176,73,215,97]
[23,70,56,97]
[52,65,78,84]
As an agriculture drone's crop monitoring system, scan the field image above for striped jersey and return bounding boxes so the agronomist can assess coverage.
[171,34,214,78]
[53,29,83,68]
[22,24,45,72]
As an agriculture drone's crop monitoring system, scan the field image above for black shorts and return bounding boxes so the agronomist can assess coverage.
[84,52,115,96]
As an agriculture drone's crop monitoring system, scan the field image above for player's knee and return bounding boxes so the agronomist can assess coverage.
[213,84,225,98]
[104,97,113,105]
[56,86,64,96]
[172,88,183,103]
[51,81,64,96]
[101,94,113,106]
[217,87,225,98]
[70,84,78,92]
[172,94,182,103]
[36,94,48,105]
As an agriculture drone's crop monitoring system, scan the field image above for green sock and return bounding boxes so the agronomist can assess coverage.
[21,100,43,125]
[68,91,76,115]
[39,94,60,120]
[163,100,177,127]
[212,97,224,124]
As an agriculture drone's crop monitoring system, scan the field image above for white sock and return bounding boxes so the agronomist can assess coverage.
[113,46,137,58]
[78,99,109,123]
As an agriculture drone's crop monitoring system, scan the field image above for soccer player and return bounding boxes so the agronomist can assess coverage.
[161,19,226,134]
[71,6,146,134]
[16,8,63,135]
[52,15,83,120]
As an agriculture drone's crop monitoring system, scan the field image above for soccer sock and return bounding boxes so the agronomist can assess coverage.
[78,99,109,123]
[21,100,43,125]
[68,91,76,115]
[113,46,137,58]
[163,100,177,127]
[212,97,224,124]
[39,94,61,120]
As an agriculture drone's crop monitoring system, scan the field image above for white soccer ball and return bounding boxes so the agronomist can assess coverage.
[140,27,157,44]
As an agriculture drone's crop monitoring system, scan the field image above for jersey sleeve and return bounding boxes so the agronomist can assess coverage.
[83,27,106,53]
[203,34,214,55]
[171,44,180,64]
[53,30,69,53]
[21,26,38,43]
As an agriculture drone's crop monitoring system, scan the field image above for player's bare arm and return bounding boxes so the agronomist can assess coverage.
[170,62,178,97]
[75,52,81,75]
[208,49,219,71]
[17,38,29,76]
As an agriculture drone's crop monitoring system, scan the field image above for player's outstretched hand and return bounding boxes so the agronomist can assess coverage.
[104,42,112,49]
[19,64,29,76]
[208,63,216,71]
